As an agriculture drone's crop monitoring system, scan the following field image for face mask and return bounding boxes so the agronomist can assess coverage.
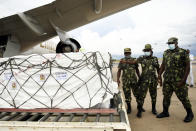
[125,53,131,59]
[168,44,175,50]
[125,55,131,59]
[144,52,151,56]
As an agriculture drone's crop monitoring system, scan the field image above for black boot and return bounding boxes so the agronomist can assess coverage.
[152,103,157,115]
[137,105,142,118]
[184,108,194,122]
[157,105,169,118]
[126,102,131,114]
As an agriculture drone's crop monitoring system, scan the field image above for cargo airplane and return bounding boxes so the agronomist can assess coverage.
[0,0,149,57]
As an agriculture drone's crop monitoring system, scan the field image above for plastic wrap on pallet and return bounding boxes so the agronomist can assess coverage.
[0,52,118,109]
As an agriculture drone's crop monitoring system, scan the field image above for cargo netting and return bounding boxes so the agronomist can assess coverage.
[0,52,118,109]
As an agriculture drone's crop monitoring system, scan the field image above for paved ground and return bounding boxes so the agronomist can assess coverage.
[112,64,196,131]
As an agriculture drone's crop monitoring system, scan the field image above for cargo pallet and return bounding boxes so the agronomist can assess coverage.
[0,89,131,131]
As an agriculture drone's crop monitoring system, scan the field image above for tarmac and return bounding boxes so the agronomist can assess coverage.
[112,62,196,131]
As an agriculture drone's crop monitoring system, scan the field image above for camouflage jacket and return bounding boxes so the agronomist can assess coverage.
[163,47,189,82]
[118,56,138,82]
[137,56,159,82]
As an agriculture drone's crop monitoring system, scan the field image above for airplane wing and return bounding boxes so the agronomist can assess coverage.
[0,0,149,54]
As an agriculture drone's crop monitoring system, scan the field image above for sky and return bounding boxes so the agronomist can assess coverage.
[0,0,196,57]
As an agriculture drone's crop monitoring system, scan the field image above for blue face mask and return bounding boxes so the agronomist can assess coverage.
[144,52,151,56]
[168,44,175,50]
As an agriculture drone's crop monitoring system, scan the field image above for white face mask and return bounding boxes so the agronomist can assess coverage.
[125,55,131,59]
[144,52,151,56]
[168,44,175,50]
[124,53,131,58]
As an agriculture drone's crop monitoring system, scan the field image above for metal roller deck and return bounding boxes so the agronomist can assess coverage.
[0,91,131,131]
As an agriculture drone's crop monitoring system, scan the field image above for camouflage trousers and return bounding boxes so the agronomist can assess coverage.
[122,80,139,103]
[137,80,157,107]
[162,81,192,109]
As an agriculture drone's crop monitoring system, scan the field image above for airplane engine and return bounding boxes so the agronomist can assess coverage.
[56,38,81,53]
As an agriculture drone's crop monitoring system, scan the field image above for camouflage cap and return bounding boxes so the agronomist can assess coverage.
[143,44,152,51]
[124,48,131,53]
[167,37,178,44]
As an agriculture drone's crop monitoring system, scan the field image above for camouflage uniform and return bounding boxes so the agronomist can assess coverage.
[162,47,192,109]
[137,55,159,107]
[157,37,194,122]
[118,56,139,103]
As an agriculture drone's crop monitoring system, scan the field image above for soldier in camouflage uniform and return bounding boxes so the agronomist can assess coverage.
[157,37,194,123]
[136,44,159,118]
[117,48,140,114]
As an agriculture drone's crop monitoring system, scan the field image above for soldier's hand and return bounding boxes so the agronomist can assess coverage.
[128,60,137,64]
[159,78,162,86]
[158,75,162,86]
[177,80,186,87]
[117,79,120,86]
